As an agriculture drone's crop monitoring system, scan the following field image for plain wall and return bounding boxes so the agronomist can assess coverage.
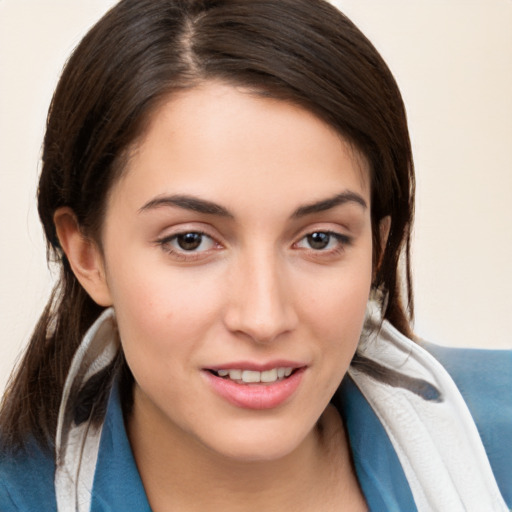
[1,0,511,393]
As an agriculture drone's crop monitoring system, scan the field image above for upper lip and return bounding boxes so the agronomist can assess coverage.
[205,360,307,372]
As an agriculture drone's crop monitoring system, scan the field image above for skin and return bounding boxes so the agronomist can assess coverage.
[55,82,374,511]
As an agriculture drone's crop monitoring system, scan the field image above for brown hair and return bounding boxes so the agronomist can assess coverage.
[0,0,414,453]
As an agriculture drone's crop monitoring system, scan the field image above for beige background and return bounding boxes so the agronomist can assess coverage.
[1,0,511,393]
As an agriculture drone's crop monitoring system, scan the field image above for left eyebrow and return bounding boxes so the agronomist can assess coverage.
[291,191,367,218]
[138,194,234,218]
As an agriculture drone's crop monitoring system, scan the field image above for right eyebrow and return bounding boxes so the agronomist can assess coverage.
[138,194,234,218]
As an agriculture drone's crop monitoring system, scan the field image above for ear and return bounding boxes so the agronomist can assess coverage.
[54,207,113,307]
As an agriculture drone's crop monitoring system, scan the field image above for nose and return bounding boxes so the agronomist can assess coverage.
[223,249,298,344]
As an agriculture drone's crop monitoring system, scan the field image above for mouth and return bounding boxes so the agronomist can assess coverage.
[207,367,298,384]
[203,364,306,410]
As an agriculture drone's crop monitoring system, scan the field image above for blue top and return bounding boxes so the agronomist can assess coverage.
[1,345,511,511]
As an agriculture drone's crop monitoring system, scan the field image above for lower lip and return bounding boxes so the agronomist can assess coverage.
[203,368,305,410]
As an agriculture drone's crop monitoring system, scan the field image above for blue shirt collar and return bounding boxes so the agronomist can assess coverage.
[335,376,417,511]
[91,382,151,512]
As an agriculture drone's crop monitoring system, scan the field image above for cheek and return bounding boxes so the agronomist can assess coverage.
[298,250,373,399]
[105,261,227,378]
[299,256,372,341]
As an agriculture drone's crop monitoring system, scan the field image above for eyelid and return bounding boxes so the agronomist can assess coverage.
[294,230,351,248]
[161,231,215,250]
[154,221,221,244]
[291,227,353,263]
[154,225,224,262]
[296,229,352,250]
[292,221,352,243]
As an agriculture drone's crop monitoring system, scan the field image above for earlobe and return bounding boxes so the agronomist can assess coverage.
[53,207,113,307]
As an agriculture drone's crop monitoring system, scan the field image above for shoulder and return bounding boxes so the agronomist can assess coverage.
[0,441,57,511]
[422,342,512,506]
[422,342,512,429]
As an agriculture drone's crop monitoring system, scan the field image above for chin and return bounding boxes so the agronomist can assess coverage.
[200,417,317,463]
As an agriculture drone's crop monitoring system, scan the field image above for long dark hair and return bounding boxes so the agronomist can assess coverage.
[0,0,414,453]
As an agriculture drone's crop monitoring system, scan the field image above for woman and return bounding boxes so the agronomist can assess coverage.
[0,0,510,510]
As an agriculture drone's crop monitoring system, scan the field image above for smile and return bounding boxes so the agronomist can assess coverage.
[211,367,294,384]
[204,365,306,410]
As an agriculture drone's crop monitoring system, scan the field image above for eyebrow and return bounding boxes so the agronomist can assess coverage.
[291,191,367,217]
[138,190,367,218]
[139,194,234,217]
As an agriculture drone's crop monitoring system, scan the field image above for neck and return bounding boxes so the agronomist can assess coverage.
[127,388,363,512]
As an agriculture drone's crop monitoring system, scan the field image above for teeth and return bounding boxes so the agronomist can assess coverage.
[242,370,260,383]
[261,368,278,383]
[214,367,294,383]
[228,369,242,380]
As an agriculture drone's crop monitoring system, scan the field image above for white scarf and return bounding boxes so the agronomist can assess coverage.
[54,307,508,511]
[349,304,508,511]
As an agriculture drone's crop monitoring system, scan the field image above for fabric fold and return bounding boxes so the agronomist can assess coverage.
[55,308,119,512]
[349,304,508,511]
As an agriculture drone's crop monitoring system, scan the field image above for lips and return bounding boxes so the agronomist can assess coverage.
[203,362,306,410]
[210,367,295,383]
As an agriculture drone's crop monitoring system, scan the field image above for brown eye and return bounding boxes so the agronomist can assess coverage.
[176,232,204,251]
[295,231,351,253]
[306,232,330,250]
[158,231,216,255]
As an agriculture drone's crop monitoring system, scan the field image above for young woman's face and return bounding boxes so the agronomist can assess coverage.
[99,82,374,461]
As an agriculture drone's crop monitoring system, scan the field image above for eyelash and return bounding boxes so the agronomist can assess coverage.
[155,230,352,262]
[294,231,352,257]
[155,231,219,261]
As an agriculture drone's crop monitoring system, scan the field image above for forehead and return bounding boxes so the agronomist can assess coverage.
[114,82,370,213]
